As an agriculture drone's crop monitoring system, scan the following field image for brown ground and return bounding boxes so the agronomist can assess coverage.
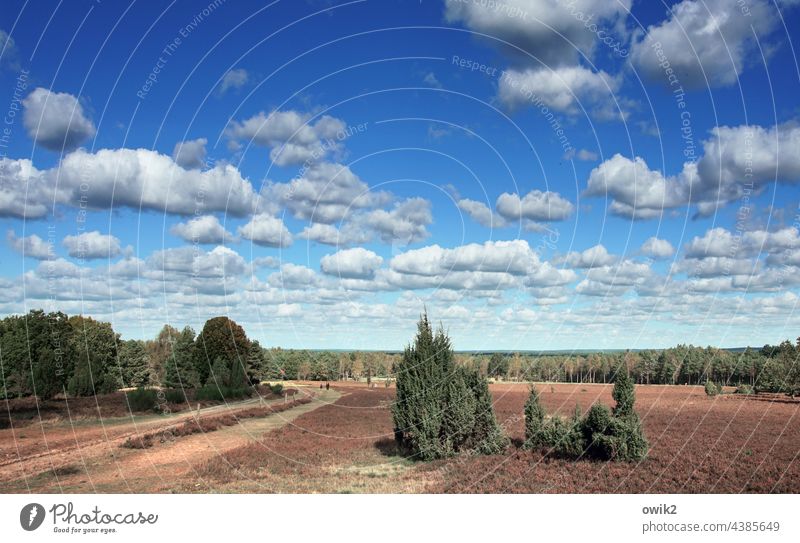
[1,382,798,493]
[0,387,333,493]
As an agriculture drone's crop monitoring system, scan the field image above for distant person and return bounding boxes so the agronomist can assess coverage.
[325,382,330,390]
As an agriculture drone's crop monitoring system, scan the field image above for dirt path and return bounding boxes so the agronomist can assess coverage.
[0,389,340,493]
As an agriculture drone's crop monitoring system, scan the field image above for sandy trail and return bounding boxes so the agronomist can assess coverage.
[0,389,340,493]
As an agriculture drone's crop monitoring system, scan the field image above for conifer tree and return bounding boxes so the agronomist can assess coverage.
[393,312,507,460]
[524,386,546,448]
[164,327,198,389]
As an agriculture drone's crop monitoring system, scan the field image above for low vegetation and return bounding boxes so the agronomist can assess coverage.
[121,397,312,449]
[524,372,648,461]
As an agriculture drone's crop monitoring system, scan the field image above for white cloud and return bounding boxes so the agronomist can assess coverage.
[172,138,207,169]
[270,161,390,223]
[320,248,383,279]
[684,228,737,258]
[457,198,508,228]
[445,240,540,275]
[360,198,432,245]
[22,88,95,151]
[444,0,632,67]
[630,0,778,89]
[147,245,246,279]
[267,263,319,289]
[498,66,622,119]
[298,223,369,246]
[218,68,249,95]
[62,231,121,260]
[227,110,346,167]
[496,189,574,222]
[584,153,689,219]
[556,244,617,268]
[170,215,233,244]
[0,158,52,219]
[237,214,293,248]
[7,231,53,259]
[641,237,675,259]
[57,148,261,216]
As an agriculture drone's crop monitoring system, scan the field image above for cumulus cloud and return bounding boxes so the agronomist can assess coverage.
[217,68,249,95]
[498,66,622,119]
[22,88,95,151]
[360,198,432,245]
[227,110,346,166]
[556,244,617,268]
[237,214,293,248]
[630,0,778,89]
[298,222,369,246]
[320,248,383,279]
[172,138,207,169]
[0,158,53,218]
[148,245,246,279]
[684,226,800,259]
[457,198,508,228]
[62,231,122,260]
[170,215,233,244]
[1,149,263,218]
[270,161,390,224]
[496,189,574,222]
[641,237,675,259]
[577,259,657,296]
[384,239,570,293]
[587,122,800,218]
[444,0,632,67]
[7,231,53,259]
[267,263,319,289]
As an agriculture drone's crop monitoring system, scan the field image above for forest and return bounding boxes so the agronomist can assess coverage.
[1,309,798,400]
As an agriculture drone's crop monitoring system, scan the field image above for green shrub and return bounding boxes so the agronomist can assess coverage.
[523,387,546,449]
[705,380,720,396]
[735,384,753,395]
[523,375,649,462]
[269,383,283,395]
[126,387,158,412]
[163,388,189,404]
[195,385,250,402]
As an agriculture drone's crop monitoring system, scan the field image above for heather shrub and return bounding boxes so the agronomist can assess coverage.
[270,383,284,395]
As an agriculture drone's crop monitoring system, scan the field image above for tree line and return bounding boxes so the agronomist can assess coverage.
[471,344,800,395]
[1,309,798,399]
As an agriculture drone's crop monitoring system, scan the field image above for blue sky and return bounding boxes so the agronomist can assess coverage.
[1,0,800,350]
